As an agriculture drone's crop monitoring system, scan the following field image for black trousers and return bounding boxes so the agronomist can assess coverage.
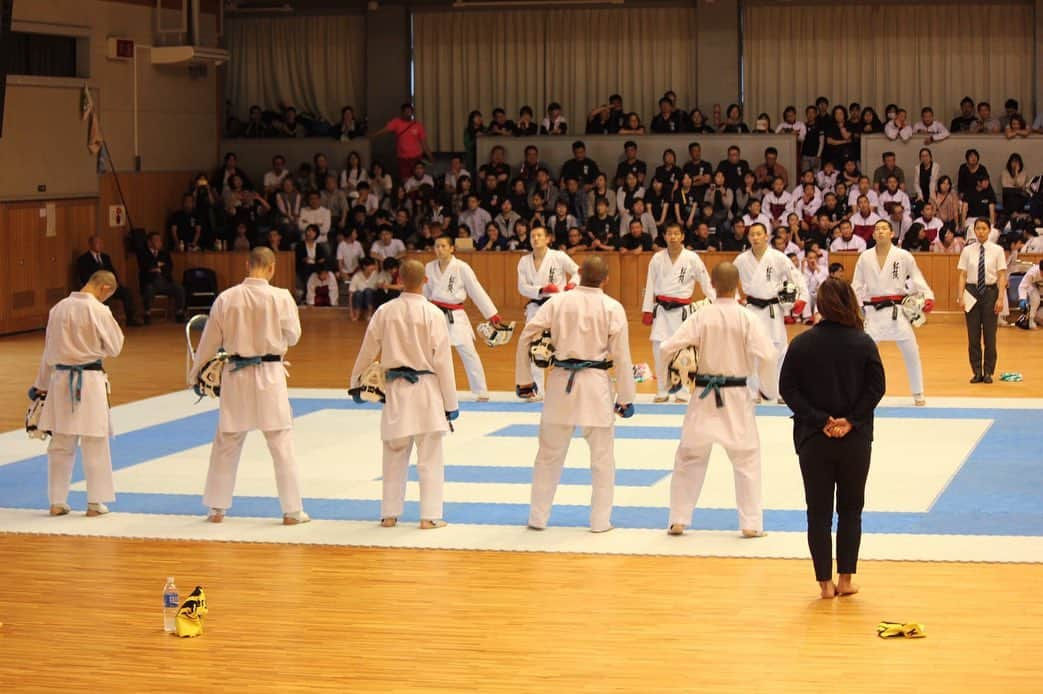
[106,285,139,322]
[798,432,872,581]
[964,283,999,378]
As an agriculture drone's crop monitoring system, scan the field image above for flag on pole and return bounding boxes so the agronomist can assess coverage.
[81,85,103,156]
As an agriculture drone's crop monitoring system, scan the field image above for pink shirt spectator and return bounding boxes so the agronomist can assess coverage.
[385,117,427,159]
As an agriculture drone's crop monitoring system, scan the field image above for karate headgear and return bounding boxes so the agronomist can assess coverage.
[1015,313,1031,330]
[477,320,516,347]
[777,281,798,312]
[529,330,555,369]
[350,361,386,403]
[175,586,208,638]
[901,294,927,328]
[194,353,228,398]
[25,390,49,440]
[688,298,713,317]
[668,347,698,394]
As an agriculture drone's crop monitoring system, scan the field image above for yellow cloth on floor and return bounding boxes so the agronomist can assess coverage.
[877,621,926,638]
[175,586,208,638]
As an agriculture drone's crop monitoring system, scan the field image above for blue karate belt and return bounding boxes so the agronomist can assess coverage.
[694,374,748,408]
[386,367,434,383]
[54,360,104,410]
[228,354,282,371]
[551,358,613,394]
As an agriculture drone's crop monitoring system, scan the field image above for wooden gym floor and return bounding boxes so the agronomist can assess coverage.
[0,310,1041,692]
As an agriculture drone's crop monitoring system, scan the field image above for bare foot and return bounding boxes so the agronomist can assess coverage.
[668,523,685,536]
[819,581,837,599]
[741,529,767,538]
[380,517,398,527]
[49,504,70,517]
[207,509,225,523]
[590,526,614,534]
[837,575,860,596]
[476,396,490,402]
[420,519,447,529]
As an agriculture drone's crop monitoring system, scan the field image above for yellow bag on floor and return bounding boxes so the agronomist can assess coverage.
[175,586,208,638]
[877,621,926,639]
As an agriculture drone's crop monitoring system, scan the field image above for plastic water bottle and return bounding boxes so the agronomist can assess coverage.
[163,577,179,633]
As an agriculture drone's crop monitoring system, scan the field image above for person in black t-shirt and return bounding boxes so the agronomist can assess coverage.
[619,218,653,253]
[957,149,990,201]
[607,94,626,133]
[716,146,751,192]
[950,97,977,133]
[559,140,601,189]
[653,149,681,193]
[687,222,719,251]
[168,193,203,250]
[586,197,619,251]
[614,141,647,187]
[718,218,750,252]
[801,105,823,171]
[586,105,615,135]
[486,108,515,136]
[513,106,539,136]
[964,177,997,228]
[650,98,684,134]
[682,142,713,200]
[478,146,511,193]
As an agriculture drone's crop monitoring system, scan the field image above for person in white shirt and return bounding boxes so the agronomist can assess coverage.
[539,102,568,135]
[403,162,435,195]
[850,196,883,244]
[742,199,773,234]
[640,224,716,403]
[847,177,880,214]
[830,220,867,253]
[263,155,290,196]
[370,227,406,261]
[189,248,309,525]
[957,219,1009,383]
[852,221,935,406]
[349,260,459,530]
[514,256,635,533]
[424,236,504,401]
[794,182,822,223]
[1024,233,1043,254]
[516,227,579,395]
[443,155,471,193]
[735,223,808,401]
[339,152,368,192]
[32,272,124,517]
[298,192,332,245]
[884,109,913,142]
[349,258,381,321]
[336,228,364,279]
[458,194,493,242]
[305,268,339,307]
[885,204,912,245]
[803,248,828,319]
[912,107,950,144]
[1017,260,1043,329]
[762,177,796,230]
[354,182,380,217]
[815,161,839,194]
[1031,112,1043,134]
[660,262,777,537]
[878,176,912,220]
[776,105,807,141]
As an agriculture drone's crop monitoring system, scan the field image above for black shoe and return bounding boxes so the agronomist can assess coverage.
[175,312,186,324]
[969,375,984,384]
[983,375,993,384]
[143,315,152,326]
[127,318,144,327]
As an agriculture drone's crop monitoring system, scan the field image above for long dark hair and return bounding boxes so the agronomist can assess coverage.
[816,278,863,329]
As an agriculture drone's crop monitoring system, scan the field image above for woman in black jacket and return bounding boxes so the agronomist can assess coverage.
[780,278,886,599]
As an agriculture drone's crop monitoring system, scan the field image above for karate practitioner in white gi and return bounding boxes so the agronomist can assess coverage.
[660,262,778,537]
[514,256,636,533]
[189,248,309,524]
[350,260,459,529]
[640,222,715,403]
[33,271,124,516]
[424,235,503,401]
[852,219,935,406]
[516,227,579,397]
[734,223,808,402]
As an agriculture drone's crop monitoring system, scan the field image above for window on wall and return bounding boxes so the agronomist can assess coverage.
[6,32,79,78]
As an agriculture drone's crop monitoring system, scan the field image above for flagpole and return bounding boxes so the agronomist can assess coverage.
[85,84,137,236]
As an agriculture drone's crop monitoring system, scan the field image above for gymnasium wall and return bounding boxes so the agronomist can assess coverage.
[0,0,219,201]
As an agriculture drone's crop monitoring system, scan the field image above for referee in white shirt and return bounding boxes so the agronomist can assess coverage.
[956,219,1008,383]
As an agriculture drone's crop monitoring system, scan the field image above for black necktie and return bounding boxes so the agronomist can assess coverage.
[977,245,986,293]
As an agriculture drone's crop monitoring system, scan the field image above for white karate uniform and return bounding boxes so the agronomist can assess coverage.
[34,292,124,506]
[848,188,881,214]
[516,249,579,392]
[804,263,828,316]
[349,293,458,521]
[734,248,807,396]
[189,277,304,515]
[852,246,934,396]
[298,206,332,243]
[794,195,821,221]
[1018,265,1043,326]
[424,257,499,398]
[305,272,339,306]
[641,249,716,398]
[815,170,839,193]
[762,190,795,227]
[879,189,912,218]
[912,216,944,243]
[742,212,773,234]
[1024,236,1043,254]
[659,298,778,531]
[514,286,635,531]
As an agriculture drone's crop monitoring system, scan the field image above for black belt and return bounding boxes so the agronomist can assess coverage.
[966,283,997,297]
[864,299,903,320]
[693,375,748,408]
[747,296,780,318]
[551,358,613,394]
[654,299,693,321]
[527,297,551,310]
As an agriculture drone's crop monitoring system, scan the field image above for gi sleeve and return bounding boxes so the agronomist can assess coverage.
[657,312,700,363]
[851,253,869,305]
[189,297,225,384]
[906,254,934,300]
[640,255,657,313]
[695,256,716,301]
[349,307,384,388]
[517,257,542,300]
[328,275,339,307]
[608,304,636,405]
[281,292,302,347]
[462,264,498,318]
[430,308,459,412]
[746,313,779,400]
[97,304,125,358]
[305,274,317,306]
[562,253,580,286]
[515,300,553,386]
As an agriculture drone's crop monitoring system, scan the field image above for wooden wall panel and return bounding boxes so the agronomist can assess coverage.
[404,250,1037,317]
[171,251,295,293]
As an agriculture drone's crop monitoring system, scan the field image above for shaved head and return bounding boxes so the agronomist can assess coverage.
[87,270,117,289]
[249,247,276,269]
[711,261,739,295]
[579,256,609,287]
[400,259,426,290]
